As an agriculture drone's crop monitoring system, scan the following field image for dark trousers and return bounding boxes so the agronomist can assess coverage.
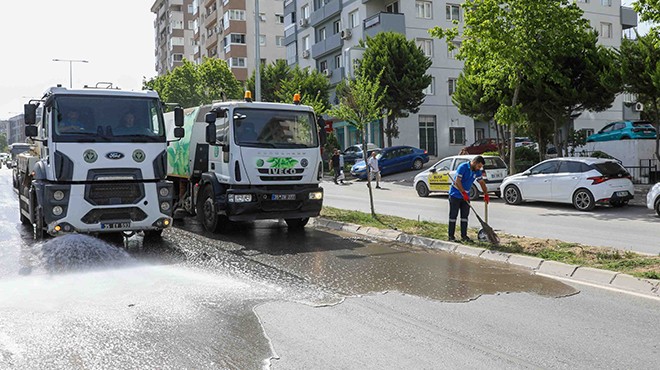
[333,165,341,183]
[448,196,470,239]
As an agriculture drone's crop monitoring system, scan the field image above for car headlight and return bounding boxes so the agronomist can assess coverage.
[53,190,65,201]
[52,206,63,216]
[309,191,323,200]
[159,187,170,197]
[160,201,171,211]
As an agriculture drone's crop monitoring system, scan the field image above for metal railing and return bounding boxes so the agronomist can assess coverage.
[623,160,658,185]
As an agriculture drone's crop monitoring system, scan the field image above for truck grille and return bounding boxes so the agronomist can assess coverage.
[85,183,144,206]
[81,207,148,224]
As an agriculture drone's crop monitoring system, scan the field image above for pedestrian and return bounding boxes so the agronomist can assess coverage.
[448,155,489,242]
[330,149,342,184]
[338,150,345,184]
[367,151,381,189]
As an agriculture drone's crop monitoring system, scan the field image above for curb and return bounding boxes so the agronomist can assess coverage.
[310,218,660,299]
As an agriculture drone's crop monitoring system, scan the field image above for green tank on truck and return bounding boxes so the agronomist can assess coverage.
[164,93,327,232]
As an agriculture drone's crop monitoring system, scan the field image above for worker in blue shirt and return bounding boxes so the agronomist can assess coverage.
[448,156,489,242]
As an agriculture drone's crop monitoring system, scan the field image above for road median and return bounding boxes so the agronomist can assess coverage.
[314,207,660,299]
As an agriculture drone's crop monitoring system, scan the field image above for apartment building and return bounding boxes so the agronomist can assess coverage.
[153,0,287,82]
[152,0,196,75]
[283,0,638,158]
[6,114,26,145]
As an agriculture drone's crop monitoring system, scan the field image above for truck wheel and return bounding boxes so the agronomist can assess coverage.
[19,197,30,225]
[285,218,309,229]
[33,206,45,240]
[197,185,222,233]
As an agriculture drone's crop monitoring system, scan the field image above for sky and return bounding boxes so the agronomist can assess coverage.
[0,0,157,119]
[0,0,654,120]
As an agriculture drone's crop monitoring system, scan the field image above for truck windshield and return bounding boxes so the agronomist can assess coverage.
[233,108,318,148]
[53,96,165,142]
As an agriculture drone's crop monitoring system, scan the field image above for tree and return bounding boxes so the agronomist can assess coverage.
[357,32,432,147]
[197,57,243,103]
[0,133,7,153]
[247,60,292,102]
[329,72,386,217]
[634,0,660,23]
[620,29,660,161]
[431,0,593,172]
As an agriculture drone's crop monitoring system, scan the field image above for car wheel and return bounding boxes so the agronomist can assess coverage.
[655,199,660,217]
[285,218,309,229]
[573,189,595,211]
[416,182,430,197]
[620,136,630,140]
[413,159,423,170]
[504,185,523,205]
[469,185,479,201]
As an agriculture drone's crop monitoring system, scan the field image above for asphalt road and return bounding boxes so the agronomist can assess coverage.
[0,168,658,369]
[324,173,660,255]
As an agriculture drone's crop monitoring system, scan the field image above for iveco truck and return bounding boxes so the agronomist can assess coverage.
[18,85,184,238]
[164,92,325,232]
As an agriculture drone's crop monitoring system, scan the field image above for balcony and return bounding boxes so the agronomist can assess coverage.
[284,24,297,46]
[310,0,342,28]
[621,6,638,30]
[363,12,405,38]
[169,0,183,6]
[205,10,218,28]
[206,32,219,48]
[311,32,343,59]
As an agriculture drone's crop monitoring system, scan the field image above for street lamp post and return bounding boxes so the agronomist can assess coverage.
[254,0,261,101]
[52,59,89,88]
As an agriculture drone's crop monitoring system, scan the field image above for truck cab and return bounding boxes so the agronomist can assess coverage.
[20,85,183,238]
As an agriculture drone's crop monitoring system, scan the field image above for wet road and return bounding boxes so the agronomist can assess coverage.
[323,179,660,255]
[0,168,658,369]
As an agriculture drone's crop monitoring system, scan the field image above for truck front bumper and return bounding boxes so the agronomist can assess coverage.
[224,186,323,221]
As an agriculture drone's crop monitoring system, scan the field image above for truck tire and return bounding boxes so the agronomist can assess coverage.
[285,218,309,229]
[197,185,223,233]
[19,197,30,225]
[33,205,45,240]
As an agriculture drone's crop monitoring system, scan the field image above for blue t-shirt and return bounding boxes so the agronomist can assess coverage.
[449,162,484,199]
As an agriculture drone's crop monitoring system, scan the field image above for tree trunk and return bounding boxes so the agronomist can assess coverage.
[509,83,520,173]
[362,127,376,217]
[385,114,395,148]
[538,127,544,162]
[653,99,660,162]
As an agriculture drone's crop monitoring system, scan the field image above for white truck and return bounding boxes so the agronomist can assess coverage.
[164,93,326,232]
[19,85,184,238]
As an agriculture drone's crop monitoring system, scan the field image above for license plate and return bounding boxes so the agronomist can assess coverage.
[271,194,296,201]
[616,191,629,197]
[100,222,131,230]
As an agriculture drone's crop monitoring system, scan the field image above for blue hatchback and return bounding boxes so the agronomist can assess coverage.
[350,146,429,179]
[587,121,657,142]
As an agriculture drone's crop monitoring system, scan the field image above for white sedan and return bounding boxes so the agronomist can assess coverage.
[501,158,634,211]
[647,183,660,216]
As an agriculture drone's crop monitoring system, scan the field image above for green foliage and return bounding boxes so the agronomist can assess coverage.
[633,0,660,23]
[0,133,7,153]
[143,57,242,109]
[357,32,432,146]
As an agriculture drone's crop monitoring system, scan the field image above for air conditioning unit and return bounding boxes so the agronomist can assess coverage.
[340,29,352,40]
[302,50,310,58]
[323,69,333,77]
[634,102,644,112]
[299,18,309,27]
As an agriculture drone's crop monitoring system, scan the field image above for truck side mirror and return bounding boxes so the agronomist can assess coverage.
[205,112,217,124]
[317,117,327,146]
[174,107,184,127]
[206,124,216,144]
[174,127,185,139]
[25,125,38,138]
[24,104,38,125]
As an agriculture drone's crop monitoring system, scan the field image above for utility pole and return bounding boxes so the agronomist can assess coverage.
[254,0,261,101]
[52,59,89,88]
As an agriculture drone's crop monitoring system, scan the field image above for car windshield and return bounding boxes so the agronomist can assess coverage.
[484,157,506,169]
[53,96,165,142]
[233,108,318,148]
[594,162,630,177]
[633,122,654,129]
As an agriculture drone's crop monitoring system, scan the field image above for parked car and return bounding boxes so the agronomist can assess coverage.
[351,146,429,180]
[342,143,380,164]
[414,155,508,199]
[647,183,660,216]
[463,138,499,154]
[586,121,657,142]
[500,158,634,211]
[515,137,534,148]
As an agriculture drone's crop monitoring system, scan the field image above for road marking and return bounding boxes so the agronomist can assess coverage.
[537,273,660,302]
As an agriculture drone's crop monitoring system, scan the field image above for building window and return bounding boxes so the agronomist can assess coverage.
[172,54,184,62]
[276,14,285,24]
[228,9,246,21]
[416,38,433,57]
[446,4,460,21]
[423,77,435,95]
[333,20,341,34]
[450,127,466,145]
[230,57,247,68]
[415,1,432,19]
[335,54,342,69]
[320,60,328,72]
[601,0,612,6]
[286,42,297,65]
[276,36,285,47]
[386,2,399,13]
[475,128,485,141]
[448,78,458,95]
[303,35,310,50]
[260,34,267,46]
[302,4,310,19]
[188,4,194,13]
[319,27,327,41]
[349,10,360,28]
[600,22,612,38]
[419,115,437,156]
[447,41,461,59]
[188,20,194,29]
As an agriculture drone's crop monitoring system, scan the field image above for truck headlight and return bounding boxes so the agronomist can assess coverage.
[52,206,63,216]
[160,202,171,211]
[309,191,323,200]
[159,187,170,197]
[53,190,65,201]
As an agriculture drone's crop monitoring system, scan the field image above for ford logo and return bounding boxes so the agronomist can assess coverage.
[106,152,125,160]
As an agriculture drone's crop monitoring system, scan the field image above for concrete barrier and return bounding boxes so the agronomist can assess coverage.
[480,250,511,263]
[507,255,544,270]
[454,245,486,257]
[538,261,579,277]
[610,274,660,296]
[572,267,619,285]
